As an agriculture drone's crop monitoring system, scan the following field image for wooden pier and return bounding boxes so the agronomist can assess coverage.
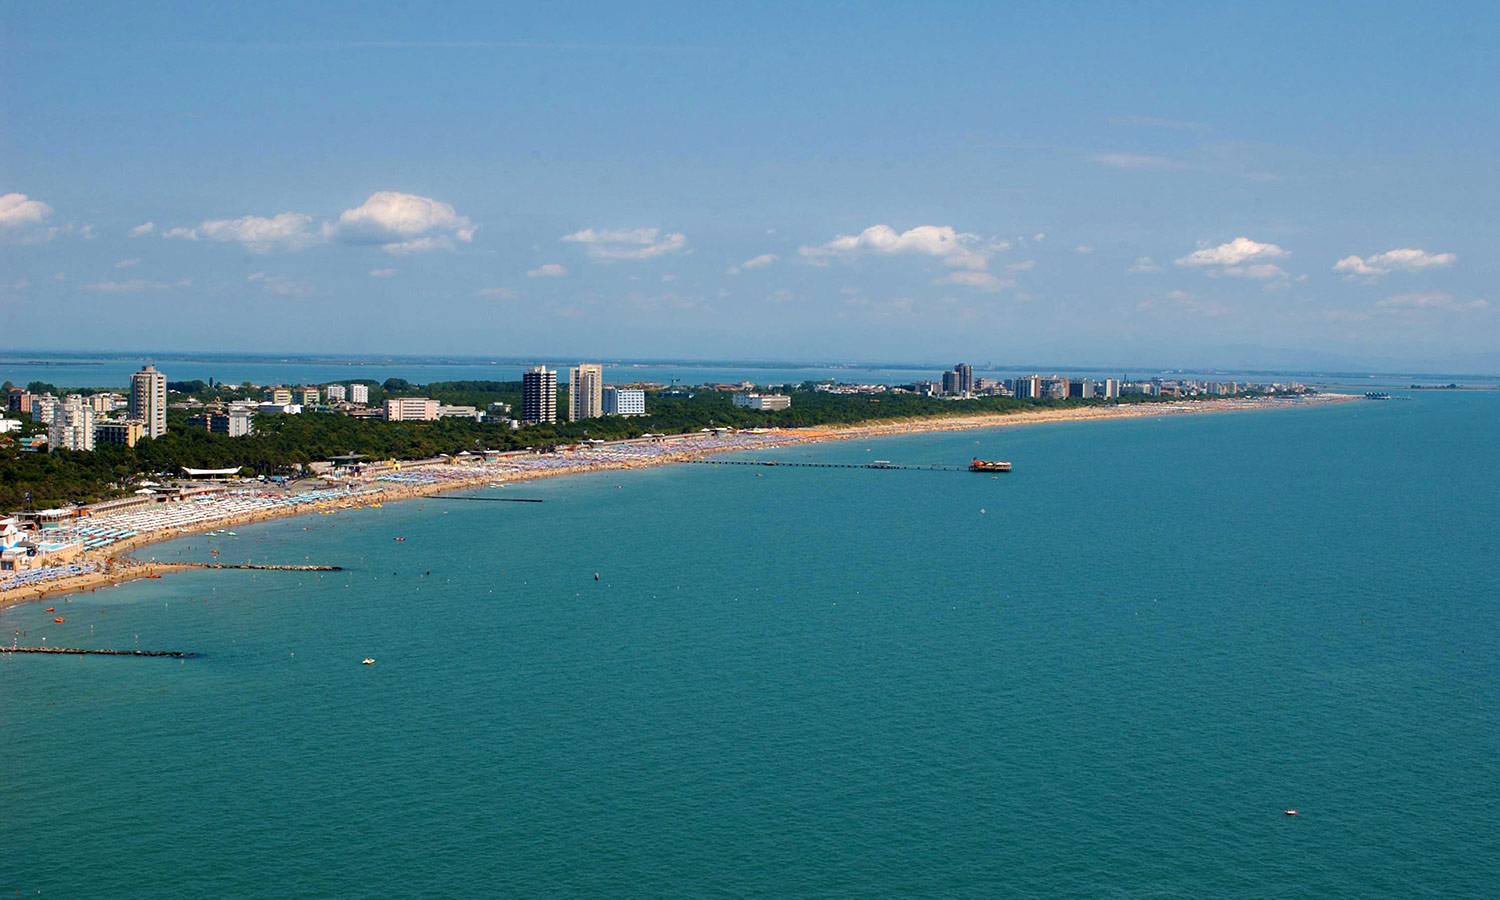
[196,563,343,571]
[684,459,964,472]
[427,495,545,503]
[2,646,195,658]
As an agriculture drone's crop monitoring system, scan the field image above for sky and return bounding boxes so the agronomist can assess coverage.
[2,1,1497,371]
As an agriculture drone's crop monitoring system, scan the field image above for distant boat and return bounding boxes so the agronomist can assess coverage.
[362,658,375,665]
[45,607,54,612]
[394,537,405,542]
[1285,809,1298,816]
[53,617,65,623]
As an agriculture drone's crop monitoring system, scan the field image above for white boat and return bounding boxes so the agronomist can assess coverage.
[362,658,375,665]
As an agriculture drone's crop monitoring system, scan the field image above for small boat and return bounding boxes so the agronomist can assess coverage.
[146,574,162,579]
[394,537,405,542]
[45,607,54,612]
[362,658,375,665]
[1285,809,1298,816]
[53,617,65,623]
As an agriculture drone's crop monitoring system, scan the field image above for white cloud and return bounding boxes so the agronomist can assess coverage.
[1090,152,1192,171]
[332,191,476,251]
[114,258,140,269]
[799,224,990,271]
[369,267,399,278]
[1075,244,1094,254]
[725,266,740,276]
[0,193,57,243]
[661,274,676,282]
[1377,292,1487,312]
[562,227,686,261]
[477,286,517,298]
[162,191,475,254]
[742,253,777,269]
[166,212,320,252]
[527,263,567,278]
[1175,236,1290,279]
[1129,256,1161,273]
[1135,288,1233,317]
[1007,259,1036,272]
[0,193,52,229]
[934,271,1011,292]
[129,222,155,238]
[1333,248,1456,280]
[247,271,314,297]
[82,278,191,293]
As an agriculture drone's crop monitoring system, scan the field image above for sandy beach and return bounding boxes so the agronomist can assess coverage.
[0,394,1352,609]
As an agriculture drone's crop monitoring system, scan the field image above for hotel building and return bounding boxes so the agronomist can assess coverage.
[522,366,557,424]
[129,365,168,438]
[383,398,441,422]
[569,364,604,421]
[603,387,646,417]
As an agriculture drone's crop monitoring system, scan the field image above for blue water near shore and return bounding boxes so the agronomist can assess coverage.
[3,394,1498,896]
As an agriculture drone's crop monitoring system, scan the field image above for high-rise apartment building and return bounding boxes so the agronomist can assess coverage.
[349,383,370,404]
[129,365,168,438]
[49,395,94,452]
[1102,378,1121,399]
[954,363,974,396]
[522,366,557,424]
[569,364,604,421]
[324,384,348,402]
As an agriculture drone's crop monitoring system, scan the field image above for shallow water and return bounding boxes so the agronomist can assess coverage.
[3,394,1497,896]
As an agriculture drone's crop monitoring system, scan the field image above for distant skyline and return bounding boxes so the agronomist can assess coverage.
[3,2,1497,372]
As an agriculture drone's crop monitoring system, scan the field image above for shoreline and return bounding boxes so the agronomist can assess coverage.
[0,394,1353,609]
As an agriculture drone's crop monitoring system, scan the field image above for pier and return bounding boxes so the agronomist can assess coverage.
[684,459,965,471]
[3,646,195,658]
[195,563,343,571]
[427,495,545,503]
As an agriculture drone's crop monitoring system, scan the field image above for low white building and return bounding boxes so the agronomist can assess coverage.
[437,404,482,420]
[603,387,646,416]
[384,397,440,421]
[0,418,21,434]
[732,392,791,411]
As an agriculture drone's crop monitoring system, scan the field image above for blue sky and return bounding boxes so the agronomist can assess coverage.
[2,1,1497,370]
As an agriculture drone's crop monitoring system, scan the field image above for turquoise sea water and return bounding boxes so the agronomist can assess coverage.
[3,395,1498,896]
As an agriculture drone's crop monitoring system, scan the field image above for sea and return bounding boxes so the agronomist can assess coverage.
[2,391,1498,896]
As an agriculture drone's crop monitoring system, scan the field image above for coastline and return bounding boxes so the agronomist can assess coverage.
[0,394,1353,609]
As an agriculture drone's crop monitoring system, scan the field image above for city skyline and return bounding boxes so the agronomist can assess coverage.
[2,2,1497,372]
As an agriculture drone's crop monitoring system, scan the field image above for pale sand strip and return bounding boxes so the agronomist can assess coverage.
[0,394,1353,610]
